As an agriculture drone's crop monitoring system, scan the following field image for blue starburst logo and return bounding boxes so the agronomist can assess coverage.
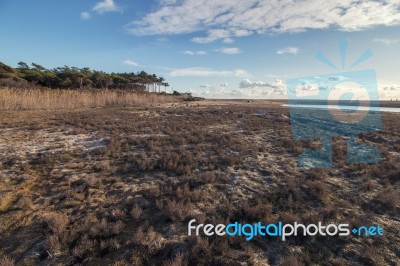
[286,39,382,168]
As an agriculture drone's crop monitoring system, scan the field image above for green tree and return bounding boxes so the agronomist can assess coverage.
[157,77,165,93]
[92,71,112,89]
[17,61,29,70]
[0,60,168,91]
[162,82,170,93]
[31,63,46,72]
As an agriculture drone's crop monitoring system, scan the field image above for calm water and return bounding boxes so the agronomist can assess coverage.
[283,104,400,113]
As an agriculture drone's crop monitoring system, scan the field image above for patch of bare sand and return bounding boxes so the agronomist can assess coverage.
[0,127,107,161]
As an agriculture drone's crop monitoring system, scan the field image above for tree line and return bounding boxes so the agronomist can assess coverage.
[0,61,169,92]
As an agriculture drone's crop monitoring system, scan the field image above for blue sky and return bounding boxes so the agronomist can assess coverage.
[0,0,399,99]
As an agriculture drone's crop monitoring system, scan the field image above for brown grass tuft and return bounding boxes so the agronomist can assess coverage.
[0,87,177,110]
[0,255,15,266]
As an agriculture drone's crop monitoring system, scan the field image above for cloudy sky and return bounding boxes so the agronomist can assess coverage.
[0,0,399,99]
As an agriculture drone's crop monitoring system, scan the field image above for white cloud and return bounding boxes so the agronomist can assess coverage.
[382,85,400,91]
[373,38,398,46]
[81,0,119,19]
[326,75,347,82]
[126,0,400,42]
[80,12,91,20]
[379,83,400,100]
[199,83,229,88]
[217,47,241,54]
[159,0,178,5]
[169,67,249,77]
[195,82,233,98]
[192,29,231,43]
[93,0,119,14]
[123,60,139,67]
[241,79,286,97]
[183,50,207,55]
[277,47,299,55]
[223,38,234,44]
[240,79,269,88]
[239,78,284,89]
[239,79,286,96]
[195,80,400,100]
[194,78,289,99]
[199,84,213,88]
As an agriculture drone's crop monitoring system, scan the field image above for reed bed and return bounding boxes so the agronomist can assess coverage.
[0,87,177,110]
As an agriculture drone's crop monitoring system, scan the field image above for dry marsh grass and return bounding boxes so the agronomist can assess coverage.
[0,101,398,265]
[0,87,177,110]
